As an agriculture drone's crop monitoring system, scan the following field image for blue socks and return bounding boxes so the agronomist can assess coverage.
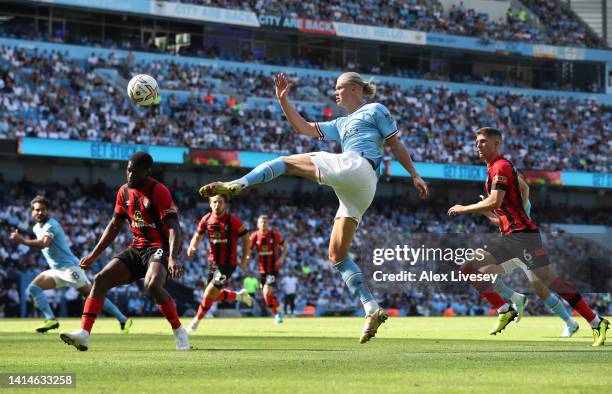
[543,293,572,322]
[28,283,55,320]
[103,298,127,323]
[238,158,286,187]
[494,279,524,304]
[334,257,377,314]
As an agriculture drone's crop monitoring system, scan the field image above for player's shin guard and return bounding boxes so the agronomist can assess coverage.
[81,297,104,334]
[334,257,378,313]
[219,289,237,302]
[157,298,182,329]
[238,158,286,187]
[543,293,572,322]
[28,283,55,320]
[264,292,279,314]
[548,277,598,324]
[460,266,507,309]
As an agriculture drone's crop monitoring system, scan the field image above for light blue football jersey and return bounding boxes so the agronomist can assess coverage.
[315,103,398,171]
[33,218,80,270]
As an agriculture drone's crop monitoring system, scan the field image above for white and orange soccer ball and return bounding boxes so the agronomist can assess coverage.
[127,74,161,106]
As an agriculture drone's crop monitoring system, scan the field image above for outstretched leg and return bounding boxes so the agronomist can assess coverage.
[199,154,318,197]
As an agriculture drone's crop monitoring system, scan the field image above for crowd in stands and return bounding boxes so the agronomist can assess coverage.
[1,46,610,173]
[0,177,610,319]
[171,0,606,48]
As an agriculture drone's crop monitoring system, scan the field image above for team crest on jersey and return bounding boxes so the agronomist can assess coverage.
[131,210,156,229]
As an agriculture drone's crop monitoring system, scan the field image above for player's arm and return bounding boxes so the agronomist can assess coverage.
[239,226,250,272]
[80,214,126,267]
[245,232,256,261]
[385,134,428,199]
[187,232,204,258]
[165,215,184,280]
[9,230,52,249]
[518,176,529,210]
[274,73,319,138]
[276,241,289,270]
[478,195,501,226]
[448,189,505,216]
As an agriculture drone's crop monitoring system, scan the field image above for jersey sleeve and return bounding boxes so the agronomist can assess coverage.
[231,215,247,237]
[275,231,285,245]
[249,232,257,250]
[114,186,128,218]
[373,104,398,140]
[197,214,210,235]
[490,161,513,191]
[314,119,341,142]
[152,184,178,222]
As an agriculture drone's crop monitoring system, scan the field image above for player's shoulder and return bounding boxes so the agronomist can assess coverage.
[150,179,171,195]
[364,102,390,114]
[200,211,212,222]
[117,183,129,195]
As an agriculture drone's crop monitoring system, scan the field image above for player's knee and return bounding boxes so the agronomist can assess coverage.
[328,250,347,264]
[26,282,38,295]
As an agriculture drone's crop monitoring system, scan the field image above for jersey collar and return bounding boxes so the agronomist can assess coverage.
[347,102,366,116]
[487,154,505,168]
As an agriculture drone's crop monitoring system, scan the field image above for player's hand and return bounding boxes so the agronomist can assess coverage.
[168,256,184,279]
[413,176,429,199]
[274,73,291,101]
[275,258,284,271]
[447,205,466,216]
[80,254,97,269]
[186,246,197,258]
[9,229,23,243]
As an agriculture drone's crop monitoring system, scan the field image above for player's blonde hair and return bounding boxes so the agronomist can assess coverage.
[338,72,376,99]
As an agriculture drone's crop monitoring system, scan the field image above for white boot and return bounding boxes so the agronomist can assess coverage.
[60,329,90,351]
[173,326,191,350]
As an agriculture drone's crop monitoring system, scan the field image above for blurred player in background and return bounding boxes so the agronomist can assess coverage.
[59,152,189,351]
[282,271,298,316]
[448,127,608,346]
[200,72,429,343]
[247,214,288,324]
[480,169,580,337]
[186,195,252,333]
[10,195,131,334]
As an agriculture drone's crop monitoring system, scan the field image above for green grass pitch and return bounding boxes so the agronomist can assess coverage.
[0,316,610,393]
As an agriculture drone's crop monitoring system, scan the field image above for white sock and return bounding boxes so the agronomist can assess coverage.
[363,300,379,315]
[497,303,510,313]
[589,315,601,328]
[509,293,524,305]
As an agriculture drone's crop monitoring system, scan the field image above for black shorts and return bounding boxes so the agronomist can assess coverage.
[486,230,550,270]
[114,246,168,281]
[259,273,278,288]
[206,263,237,289]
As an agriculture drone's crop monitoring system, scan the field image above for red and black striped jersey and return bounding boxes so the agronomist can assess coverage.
[249,230,285,274]
[485,155,537,236]
[197,212,246,266]
[113,179,178,249]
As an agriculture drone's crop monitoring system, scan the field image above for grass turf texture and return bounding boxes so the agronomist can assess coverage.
[0,316,610,393]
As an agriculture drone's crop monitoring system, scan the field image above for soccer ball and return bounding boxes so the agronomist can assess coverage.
[127,74,161,106]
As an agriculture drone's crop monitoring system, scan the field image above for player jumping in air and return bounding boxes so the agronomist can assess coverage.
[10,196,131,334]
[246,215,288,324]
[185,195,252,333]
[448,127,608,346]
[480,170,580,337]
[200,72,429,343]
[59,152,189,351]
